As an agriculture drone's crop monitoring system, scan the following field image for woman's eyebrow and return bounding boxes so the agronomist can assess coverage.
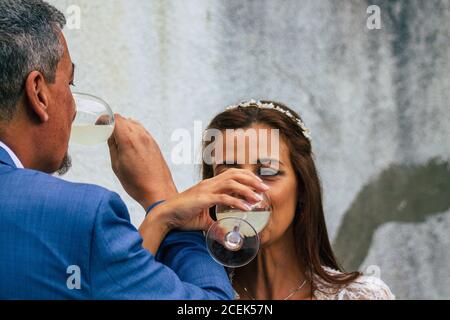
[213,163,241,170]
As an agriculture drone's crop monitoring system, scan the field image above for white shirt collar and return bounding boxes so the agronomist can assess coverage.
[0,140,24,169]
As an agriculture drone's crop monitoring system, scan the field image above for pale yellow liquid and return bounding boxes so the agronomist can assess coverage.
[70,125,114,146]
[216,210,270,235]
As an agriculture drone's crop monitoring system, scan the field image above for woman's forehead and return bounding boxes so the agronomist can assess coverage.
[211,127,290,165]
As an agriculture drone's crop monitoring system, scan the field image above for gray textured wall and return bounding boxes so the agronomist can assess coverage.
[49,0,450,299]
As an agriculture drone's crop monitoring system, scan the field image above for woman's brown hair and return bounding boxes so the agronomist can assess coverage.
[201,100,360,291]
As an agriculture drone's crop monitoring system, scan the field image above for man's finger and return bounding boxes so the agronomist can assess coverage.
[112,114,133,147]
[95,114,113,125]
[107,135,117,153]
[107,135,119,171]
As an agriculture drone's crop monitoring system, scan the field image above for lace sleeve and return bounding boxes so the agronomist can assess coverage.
[336,275,396,300]
[313,267,396,300]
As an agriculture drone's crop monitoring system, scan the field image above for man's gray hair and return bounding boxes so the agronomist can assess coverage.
[0,0,66,121]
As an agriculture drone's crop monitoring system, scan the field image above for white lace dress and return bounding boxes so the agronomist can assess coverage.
[312,267,395,300]
[232,266,395,300]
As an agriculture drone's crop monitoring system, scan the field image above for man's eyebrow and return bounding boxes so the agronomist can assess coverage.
[71,63,76,79]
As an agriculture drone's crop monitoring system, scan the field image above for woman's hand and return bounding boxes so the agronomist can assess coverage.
[149,168,270,232]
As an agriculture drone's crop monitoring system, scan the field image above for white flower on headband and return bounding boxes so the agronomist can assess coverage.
[225,100,312,141]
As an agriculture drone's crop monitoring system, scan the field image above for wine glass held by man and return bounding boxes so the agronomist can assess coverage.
[0,0,261,300]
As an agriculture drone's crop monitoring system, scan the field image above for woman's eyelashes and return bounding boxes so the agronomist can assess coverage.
[214,166,283,178]
[259,167,283,178]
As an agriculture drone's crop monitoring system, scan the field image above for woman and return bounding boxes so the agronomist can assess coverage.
[202,100,395,300]
[151,100,394,300]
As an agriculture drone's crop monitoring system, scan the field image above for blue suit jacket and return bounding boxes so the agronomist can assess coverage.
[0,146,233,300]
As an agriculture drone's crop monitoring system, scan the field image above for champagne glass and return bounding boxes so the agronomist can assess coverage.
[70,92,115,146]
[206,192,271,268]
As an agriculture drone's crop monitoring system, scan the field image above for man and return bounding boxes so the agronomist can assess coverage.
[0,0,233,299]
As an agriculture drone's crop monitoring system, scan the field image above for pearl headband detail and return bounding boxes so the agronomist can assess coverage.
[225,99,311,141]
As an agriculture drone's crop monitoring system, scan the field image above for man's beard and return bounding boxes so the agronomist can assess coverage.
[56,153,72,176]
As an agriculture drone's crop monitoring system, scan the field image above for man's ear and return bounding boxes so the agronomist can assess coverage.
[24,71,50,123]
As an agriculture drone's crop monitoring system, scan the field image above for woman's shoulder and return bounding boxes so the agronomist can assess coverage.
[337,273,396,300]
[314,266,396,300]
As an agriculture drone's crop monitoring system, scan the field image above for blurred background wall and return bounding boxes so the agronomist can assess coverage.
[48,0,450,299]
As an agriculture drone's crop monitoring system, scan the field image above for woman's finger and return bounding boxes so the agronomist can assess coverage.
[232,173,270,193]
[225,168,263,183]
[212,169,269,193]
[212,194,252,212]
[217,180,263,204]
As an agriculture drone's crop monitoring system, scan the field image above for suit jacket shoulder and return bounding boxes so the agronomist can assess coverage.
[0,165,233,300]
[0,167,120,299]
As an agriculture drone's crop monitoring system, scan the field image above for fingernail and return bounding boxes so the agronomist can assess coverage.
[254,193,264,201]
[261,183,270,190]
[242,202,252,211]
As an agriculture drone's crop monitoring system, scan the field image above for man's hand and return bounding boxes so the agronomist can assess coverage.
[108,114,177,210]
